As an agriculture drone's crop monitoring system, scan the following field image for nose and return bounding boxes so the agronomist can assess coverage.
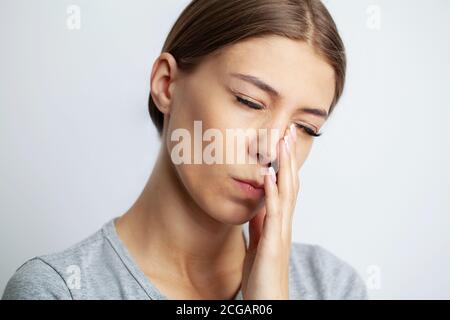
[253,125,288,174]
[257,150,279,174]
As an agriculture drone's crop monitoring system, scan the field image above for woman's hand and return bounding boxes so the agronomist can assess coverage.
[241,124,300,300]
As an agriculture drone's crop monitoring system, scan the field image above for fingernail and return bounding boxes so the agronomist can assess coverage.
[283,135,290,153]
[269,166,276,183]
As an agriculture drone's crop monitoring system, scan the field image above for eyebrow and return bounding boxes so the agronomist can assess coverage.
[229,72,329,119]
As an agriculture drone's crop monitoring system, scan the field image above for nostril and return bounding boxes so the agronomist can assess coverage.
[257,152,278,173]
[257,152,264,164]
[257,152,269,166]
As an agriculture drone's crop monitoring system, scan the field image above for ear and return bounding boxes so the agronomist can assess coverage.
[149,52,179,115]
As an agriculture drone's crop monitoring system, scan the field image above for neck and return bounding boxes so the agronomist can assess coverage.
[116,144,246,288]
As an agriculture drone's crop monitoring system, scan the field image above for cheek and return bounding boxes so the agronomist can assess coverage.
[181,165,201,196]
[173,163,212,204]
[294,139,313,169]
[183,96,231,134]
[174,161,234,219]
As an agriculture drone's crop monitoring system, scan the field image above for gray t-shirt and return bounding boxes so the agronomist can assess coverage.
[2,217,368,300]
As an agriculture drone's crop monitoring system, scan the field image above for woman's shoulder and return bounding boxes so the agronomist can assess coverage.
[288,242,369,300]
[2,222,110,300]
[2,257,74,300]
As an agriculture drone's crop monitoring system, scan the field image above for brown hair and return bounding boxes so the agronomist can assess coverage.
[149,0,346,136]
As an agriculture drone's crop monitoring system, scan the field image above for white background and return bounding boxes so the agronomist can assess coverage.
[1,0,449,299]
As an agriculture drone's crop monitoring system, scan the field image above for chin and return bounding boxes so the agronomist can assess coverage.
[208,198,263,225]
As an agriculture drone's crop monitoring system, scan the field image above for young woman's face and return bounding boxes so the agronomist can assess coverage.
[165,35,335,225]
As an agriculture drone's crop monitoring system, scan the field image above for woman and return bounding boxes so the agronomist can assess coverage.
[3,0,367,300]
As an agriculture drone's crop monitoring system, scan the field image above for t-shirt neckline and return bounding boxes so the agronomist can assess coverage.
[102,217,249,300]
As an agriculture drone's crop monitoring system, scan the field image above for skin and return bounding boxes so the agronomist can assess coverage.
[115,35,335,299]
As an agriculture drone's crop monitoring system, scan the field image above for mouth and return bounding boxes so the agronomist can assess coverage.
[232,177,265,199]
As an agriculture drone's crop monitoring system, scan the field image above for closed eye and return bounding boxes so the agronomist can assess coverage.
[295,123,322,137]
[236,95,322,137]
[235,95,264,110]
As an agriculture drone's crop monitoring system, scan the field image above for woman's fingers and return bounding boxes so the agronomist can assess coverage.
[278,126,298,237]
[261,166,280,241]
[278,129,294,206]
[248,207,266,251]
[260,126,298,244]
[242,126,299,300]
[289,124,299,189]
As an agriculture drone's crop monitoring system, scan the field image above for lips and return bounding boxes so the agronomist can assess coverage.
[234,178,264,189]
[232,177,265,200]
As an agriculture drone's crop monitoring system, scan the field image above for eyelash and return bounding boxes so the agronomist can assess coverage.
[235,95,322,137]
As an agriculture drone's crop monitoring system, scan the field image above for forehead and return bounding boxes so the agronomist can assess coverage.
[202,35,336,113]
